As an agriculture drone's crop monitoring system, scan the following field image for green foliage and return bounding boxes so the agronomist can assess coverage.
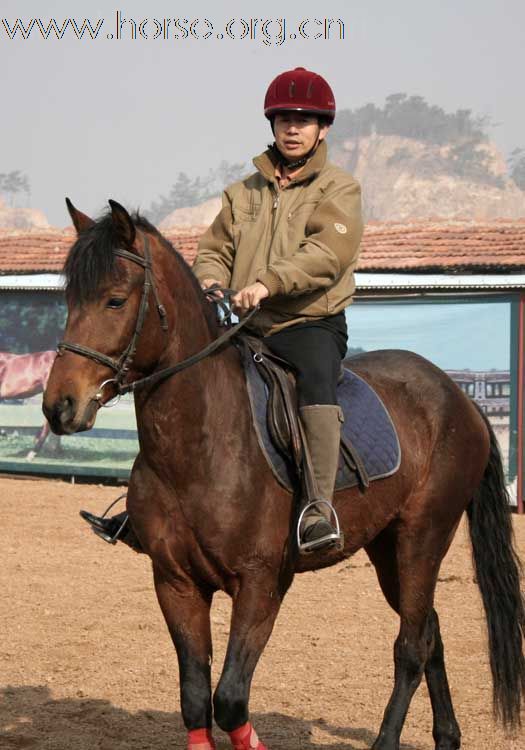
[330,93,489,147]
[0,170,31,206]
[0,292,66,353]
[509,148,525,190]
[148,160,248,223]
[446,141,504,187]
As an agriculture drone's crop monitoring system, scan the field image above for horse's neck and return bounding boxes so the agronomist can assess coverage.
[134,255,246,457]
[135,345,245,483]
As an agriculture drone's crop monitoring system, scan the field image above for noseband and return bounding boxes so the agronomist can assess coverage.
[57,235,258,405]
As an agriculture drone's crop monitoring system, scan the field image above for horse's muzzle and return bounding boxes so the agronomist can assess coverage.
[43,395,96,435]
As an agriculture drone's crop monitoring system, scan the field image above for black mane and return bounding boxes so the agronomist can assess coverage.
[63,209,218,334]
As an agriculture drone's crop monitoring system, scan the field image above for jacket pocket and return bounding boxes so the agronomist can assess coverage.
[232,191,261,224]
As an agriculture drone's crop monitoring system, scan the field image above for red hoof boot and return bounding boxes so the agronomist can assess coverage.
[228,722,268,750]
[187,728,216,749]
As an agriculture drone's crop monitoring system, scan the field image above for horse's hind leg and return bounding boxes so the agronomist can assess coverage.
[214,569,285,749]
[154,568,216,749]
[366,521,461,750]
[425,609,461,749]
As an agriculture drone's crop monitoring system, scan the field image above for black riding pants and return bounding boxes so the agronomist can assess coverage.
[262,312,348,407]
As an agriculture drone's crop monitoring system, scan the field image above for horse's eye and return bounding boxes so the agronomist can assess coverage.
[107,298,126,309]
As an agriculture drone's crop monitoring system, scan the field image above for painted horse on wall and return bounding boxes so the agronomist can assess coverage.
[43,199,525,750]
[0,350,60,460]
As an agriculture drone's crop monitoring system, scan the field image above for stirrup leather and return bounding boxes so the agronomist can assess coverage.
[297,500,344,554]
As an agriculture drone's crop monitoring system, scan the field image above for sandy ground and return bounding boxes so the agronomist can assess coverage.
[1,476,524,750]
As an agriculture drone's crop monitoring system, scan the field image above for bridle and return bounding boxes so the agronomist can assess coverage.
[58,235,166,403]
[57,234,257,405]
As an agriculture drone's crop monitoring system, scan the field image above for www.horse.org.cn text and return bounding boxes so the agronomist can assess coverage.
[1,15,346,45]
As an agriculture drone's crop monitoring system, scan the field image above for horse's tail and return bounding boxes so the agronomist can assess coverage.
[467,407,525,728]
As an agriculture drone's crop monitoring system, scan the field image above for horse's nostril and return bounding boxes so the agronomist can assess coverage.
[44,396,77,434]
[59,396,75,424]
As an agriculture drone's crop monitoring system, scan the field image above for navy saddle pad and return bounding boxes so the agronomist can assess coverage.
[244,355,401,493]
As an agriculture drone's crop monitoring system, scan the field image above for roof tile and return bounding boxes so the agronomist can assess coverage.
[1,219,524,276]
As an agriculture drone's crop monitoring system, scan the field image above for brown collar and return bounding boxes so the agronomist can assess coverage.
[253,140,328,185]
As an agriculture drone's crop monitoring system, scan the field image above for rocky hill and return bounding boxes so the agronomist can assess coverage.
[0,197,49,229]
[158,135,525,226]
[330,134,525,221]
[159,196,221,229]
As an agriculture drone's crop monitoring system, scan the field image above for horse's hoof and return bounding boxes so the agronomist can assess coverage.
[26,450,36,462]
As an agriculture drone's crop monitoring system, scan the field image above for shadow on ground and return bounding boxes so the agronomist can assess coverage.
[0,685,421,750]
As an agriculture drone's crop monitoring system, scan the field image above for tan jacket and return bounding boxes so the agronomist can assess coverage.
[192,140,363,336]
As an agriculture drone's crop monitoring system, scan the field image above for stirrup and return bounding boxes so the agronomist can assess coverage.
[297,500,344,554]
[80,492,128,545]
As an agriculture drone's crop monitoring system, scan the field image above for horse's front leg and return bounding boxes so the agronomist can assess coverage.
[214,569,284,750]
[154,566,216,750]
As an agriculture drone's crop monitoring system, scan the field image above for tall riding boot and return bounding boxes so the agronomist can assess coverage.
[298,404,344,553]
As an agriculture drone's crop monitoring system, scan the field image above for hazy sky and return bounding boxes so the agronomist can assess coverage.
[2,0,524,226]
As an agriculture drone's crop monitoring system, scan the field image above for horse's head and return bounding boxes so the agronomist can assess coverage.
[43,199,173,434]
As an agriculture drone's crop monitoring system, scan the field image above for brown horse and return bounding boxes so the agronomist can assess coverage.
[43,200,525,750]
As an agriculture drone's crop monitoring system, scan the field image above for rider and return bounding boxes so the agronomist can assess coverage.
[82,67,363,553]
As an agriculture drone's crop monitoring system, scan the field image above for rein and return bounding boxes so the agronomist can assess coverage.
[57,237,258,404]
[119,298,257,396]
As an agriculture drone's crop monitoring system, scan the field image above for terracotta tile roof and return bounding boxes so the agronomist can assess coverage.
[0,227,75,273]
[359,219,525,273]
[1,219,525,276]
[0,226,206,274]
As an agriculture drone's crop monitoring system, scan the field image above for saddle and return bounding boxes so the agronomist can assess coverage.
[236,334,401,496]
[237,335,371,504]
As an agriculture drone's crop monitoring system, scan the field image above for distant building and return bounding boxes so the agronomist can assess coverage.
[446,370,510,416]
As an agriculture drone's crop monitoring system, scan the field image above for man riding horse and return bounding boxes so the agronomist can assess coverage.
[82,66,363,553]
[45,67,525,750]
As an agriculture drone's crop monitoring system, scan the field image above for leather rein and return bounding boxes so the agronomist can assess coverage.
[57,235,258,405]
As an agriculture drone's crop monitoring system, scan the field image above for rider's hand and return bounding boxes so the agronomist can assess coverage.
[201,279,224,299]
[231,282,269,313]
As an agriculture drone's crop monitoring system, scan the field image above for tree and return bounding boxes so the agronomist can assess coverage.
[330,95,490,147]
[148,172,212,224]
[148,161,248,224]
[509,148,525,190]
[0,170,30,206]
[446,140,503,187]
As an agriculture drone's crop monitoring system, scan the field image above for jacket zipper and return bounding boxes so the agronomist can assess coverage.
[267,184,281,265]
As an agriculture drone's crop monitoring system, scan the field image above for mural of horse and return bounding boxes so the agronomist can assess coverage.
[0,350,59,460]
[43,200,525,750]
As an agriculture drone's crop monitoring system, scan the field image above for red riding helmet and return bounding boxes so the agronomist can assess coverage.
[264,67,336,123]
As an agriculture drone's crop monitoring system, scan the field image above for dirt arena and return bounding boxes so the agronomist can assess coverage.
[1,476,524,750]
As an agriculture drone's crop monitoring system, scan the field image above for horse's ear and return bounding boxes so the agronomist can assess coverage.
[109,199,136,247]
[65,197,94,234]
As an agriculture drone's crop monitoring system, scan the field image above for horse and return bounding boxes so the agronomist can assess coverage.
[0,350,60,460]
[42,199,525,750]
